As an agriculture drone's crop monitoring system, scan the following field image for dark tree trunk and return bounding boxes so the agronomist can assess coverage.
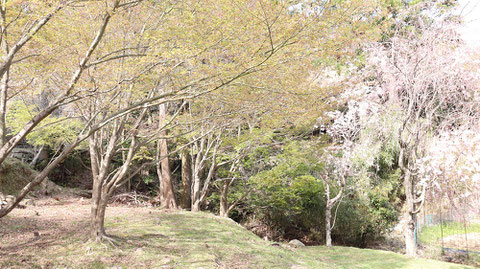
[181,149,192,209]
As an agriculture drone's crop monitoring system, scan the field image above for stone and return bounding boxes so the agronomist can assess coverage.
[288,239,305,247]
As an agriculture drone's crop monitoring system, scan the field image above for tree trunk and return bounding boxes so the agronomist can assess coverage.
[191,171,202,212]
[326,203,333,247]
[0,5,10,148]
[403,169,417,256]
[0,70,8,148]
[157,103,177,209]
[91,191,108,241]
[219,179,231,217]
[30,145,45,167]
[192,200,201,212]
[159,143,177,209]
[181,149,192,209]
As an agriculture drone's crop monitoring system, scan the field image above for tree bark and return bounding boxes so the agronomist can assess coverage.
[403,169,417,257]
[219,179,231,217]
[91,190,108,241]
[157,103,177,209]
[322,164,345,247]
[0,4,9,148]
[0,70,8,147]
[191,171,202,212]
[191,138,205,212]
[398,145,417,257]
[326,204,333,247]
[181,149,192,209]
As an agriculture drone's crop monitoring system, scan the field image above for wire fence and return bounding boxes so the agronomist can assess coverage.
[416,193,480,263]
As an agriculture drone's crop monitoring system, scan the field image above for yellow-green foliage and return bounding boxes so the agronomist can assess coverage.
[6,101,83,148]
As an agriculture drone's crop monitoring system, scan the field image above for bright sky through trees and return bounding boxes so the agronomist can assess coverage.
[458,0,480,46]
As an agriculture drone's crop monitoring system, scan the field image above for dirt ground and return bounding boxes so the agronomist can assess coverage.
[0,197,155,264]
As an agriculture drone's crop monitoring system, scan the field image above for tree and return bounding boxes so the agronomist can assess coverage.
[360,16,478,256]
[0,1,72,147]
[0,0,135,218]
[156,102,177,209]
[180,147,192,209]
[1,0,302,217]
[318,152,350,247]
[417,126,480,215]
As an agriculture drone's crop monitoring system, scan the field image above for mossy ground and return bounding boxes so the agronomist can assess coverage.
[0,158,38,196]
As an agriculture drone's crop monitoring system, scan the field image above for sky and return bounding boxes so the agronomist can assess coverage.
[458,0,480,46]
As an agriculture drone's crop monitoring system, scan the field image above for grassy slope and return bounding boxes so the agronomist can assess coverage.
[0,208,473,269]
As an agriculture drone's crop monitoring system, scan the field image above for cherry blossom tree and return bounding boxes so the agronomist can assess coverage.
[328,12,479,255]
[417,126,480,215]
[365,17,479,256]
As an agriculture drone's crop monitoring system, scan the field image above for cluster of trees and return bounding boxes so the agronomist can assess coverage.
[0,0,478,258]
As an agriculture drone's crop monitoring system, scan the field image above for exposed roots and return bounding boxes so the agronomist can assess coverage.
[94,232,119,248]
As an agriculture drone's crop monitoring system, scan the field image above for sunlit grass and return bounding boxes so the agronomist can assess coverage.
[1,210,474,268]
[419,222,480,245]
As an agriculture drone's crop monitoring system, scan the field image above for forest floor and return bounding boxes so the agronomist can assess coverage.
[0,197,475,269]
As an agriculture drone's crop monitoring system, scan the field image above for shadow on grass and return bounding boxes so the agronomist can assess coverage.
[0,215,90,253]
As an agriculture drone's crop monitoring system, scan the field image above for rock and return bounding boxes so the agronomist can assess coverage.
[288,239,305,247]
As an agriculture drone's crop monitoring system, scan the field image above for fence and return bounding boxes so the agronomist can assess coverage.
[416,193,480,263]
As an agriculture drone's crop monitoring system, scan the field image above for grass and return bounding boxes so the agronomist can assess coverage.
[0,207,475,268]
[418,222,480,267]
[419,222,480,246]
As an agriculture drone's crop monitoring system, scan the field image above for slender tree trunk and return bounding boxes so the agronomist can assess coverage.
[157,103,177,209]
[89,134,107,240]
[30,145,45,167]
[0,4,9,148]
[191,171,202,212]
[0,70,8,147]
[181,149,192,209]
[326,203,333,247]
[219,179,231,217]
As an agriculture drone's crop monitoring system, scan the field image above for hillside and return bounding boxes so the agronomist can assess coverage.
[0,158,61,197]
[0,200,472,268]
